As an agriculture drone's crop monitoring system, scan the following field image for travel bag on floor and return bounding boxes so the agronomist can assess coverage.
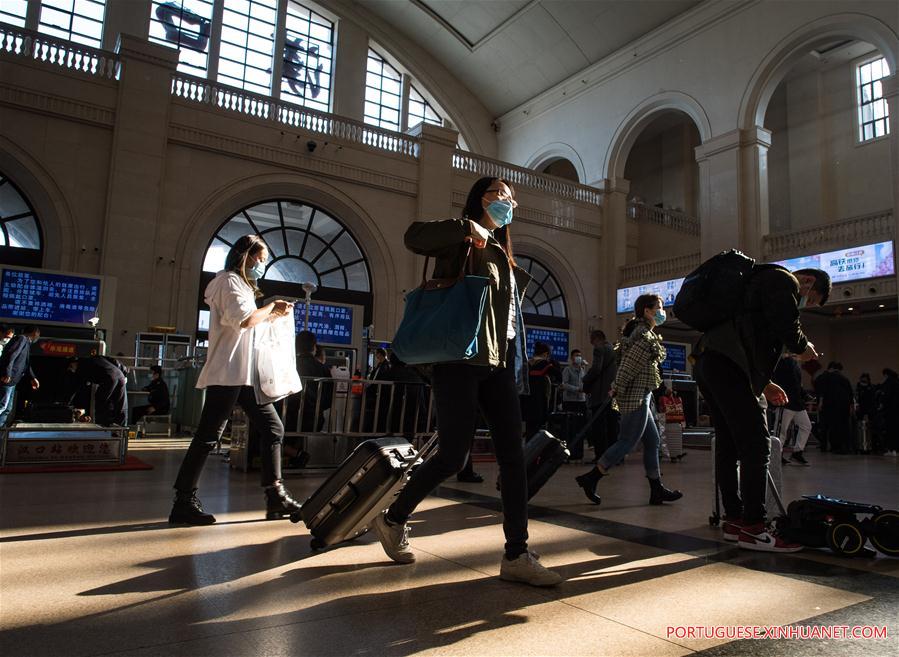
[293,433,438,549]
[522,429,569,500]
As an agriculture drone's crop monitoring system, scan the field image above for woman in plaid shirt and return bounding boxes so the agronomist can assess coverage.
[575,294,684,506]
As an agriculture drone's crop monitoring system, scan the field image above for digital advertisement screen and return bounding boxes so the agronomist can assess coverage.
[661,342,689,372]
[616,277,684,313]
[773,240,894,284]
[525,327,570,361]
[0,269,101,324]
[294,301,353,345]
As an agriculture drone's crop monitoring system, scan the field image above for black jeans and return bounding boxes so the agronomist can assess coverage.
[95,376,127,426]
[821,410,852,453]
[387,361,529,558]
[174,385,285,491]
[694,351,770,525]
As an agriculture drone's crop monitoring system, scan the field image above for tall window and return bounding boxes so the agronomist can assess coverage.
[280,1,333,113]
[364,48,402,131]
[0,0,27,27]
[857,56,891,143]
[217,0,277,96]
[408,83,442,129]
[0,174,43,252]
[517,256,567,318]
[38,0,107,48]
[149,0,214,75]
[204,200,370,292]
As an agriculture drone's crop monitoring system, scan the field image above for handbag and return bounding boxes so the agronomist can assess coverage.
[391,244,490,365]
[254,309,303,404]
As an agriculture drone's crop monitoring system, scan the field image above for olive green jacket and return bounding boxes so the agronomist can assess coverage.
[404,219,532,386]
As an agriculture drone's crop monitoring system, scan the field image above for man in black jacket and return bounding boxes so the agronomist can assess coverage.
[582,329,619,457]
[814,362,854,454]
[66,355,127,426]
[694,266,829,552]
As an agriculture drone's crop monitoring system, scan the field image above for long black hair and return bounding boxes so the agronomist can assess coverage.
[224,234,267,298]
[462,176,516,267]
[622,293,662,337]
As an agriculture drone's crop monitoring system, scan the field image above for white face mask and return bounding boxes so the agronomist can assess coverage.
[574,356,584,365]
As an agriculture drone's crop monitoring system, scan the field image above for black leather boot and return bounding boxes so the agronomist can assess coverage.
[648,477,683,505]
[169,489,216,525]
[265,480,302,520]
[575,467,604,505]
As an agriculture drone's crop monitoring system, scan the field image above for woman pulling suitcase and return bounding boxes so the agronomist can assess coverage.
[373,177,562,587]
[168,235,302,525]
[575,294,683,506]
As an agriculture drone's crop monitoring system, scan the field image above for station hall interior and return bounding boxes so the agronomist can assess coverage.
[0,1,898,656]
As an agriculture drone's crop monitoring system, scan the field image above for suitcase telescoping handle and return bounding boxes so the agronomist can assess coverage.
[403,432,439,474]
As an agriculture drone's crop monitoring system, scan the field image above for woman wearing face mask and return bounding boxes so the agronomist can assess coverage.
[168,235,301,525]
[575,294,683,506]
[372,177,562,587]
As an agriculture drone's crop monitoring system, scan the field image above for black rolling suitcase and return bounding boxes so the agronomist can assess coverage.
[292,434,438,549]
[523,430,569,499]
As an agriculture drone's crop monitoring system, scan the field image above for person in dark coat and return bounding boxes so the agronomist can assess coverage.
[772,355,812,465]
[582,329,620,456]
[292,330,332,432]
[132,365,171,423]
[878,368,899,455]
[66,355,128,426]
[693,266,829,552]
[0,325,40,426]
[814,362,854,454]
[521,341,561,439]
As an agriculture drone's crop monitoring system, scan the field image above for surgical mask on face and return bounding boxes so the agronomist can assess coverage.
[798,295,808,310]
[247,260,266,281]
[485,200,514,228]
[574,356,584,365]
[653,309,667,326]
[0,337,9,347]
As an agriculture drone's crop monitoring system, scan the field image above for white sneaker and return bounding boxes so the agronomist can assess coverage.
[373,511,415,563]
[499,551,563,587]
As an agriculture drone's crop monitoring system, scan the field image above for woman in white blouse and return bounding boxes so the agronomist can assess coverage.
[169,235,301,525]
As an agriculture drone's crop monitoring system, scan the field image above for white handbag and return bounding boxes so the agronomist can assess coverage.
[253,309,302,404]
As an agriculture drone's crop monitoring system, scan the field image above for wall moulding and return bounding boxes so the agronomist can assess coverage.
[619,251,701,286]
[828,276,897,305]
[762,210,895,259]
[449,191,601,238]
[0,82,115,127]
[168,124,418,197]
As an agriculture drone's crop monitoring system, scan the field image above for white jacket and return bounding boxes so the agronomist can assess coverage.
[196,271,258,389]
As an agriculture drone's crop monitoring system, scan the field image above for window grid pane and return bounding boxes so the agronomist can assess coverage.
[38,0,107,49]
[0,0,28,27]
[516,256,567,318]
[0,175,43,253]
[217,0,277,94]
[280,1,334,113]
[857,56,892,142]
[364,48,402,131]
[408,84,442,129]
[149,0,214,75]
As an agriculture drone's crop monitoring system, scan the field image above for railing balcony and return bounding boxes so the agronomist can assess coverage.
[627,202,700,236]
[763,210,894,259]
[0,23,119,80]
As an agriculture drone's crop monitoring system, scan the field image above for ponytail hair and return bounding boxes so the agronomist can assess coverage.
[224,234,267,298]
[622,293,662,337]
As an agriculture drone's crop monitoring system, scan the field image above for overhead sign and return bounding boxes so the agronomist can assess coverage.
[525,327,569,361]
[294,301,353,345]
[616,277,684,314]
[0,269,101,324]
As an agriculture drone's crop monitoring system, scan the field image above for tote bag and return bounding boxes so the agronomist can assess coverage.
[392,245,490,365]
[254,308,302,404]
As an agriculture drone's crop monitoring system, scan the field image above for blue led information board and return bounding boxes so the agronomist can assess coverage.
[661,342,689,372]
[294,301,353,345]
[525,327,569,361]
[0,269,101,324]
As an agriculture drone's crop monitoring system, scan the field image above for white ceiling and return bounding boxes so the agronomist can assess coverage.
[357,0,702,116]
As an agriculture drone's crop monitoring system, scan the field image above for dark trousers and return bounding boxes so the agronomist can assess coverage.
[588,401,620,456]
[95,376,127,426]
[694,351,770,525]
[388,362,529,558]
[174,385,284,490]
[821,410,852,453]
[561,401,587,458]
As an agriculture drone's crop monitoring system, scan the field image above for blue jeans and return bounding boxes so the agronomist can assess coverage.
[0,384,16,426]
[597,392,661,479]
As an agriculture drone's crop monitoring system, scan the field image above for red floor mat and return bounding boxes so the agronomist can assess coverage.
[0,455,153,474]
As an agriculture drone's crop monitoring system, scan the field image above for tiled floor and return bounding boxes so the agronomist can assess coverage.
[1,439,897,657]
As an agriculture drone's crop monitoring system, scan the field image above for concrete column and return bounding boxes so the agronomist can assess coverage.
[331,20,367,120]
[408,122,458,221]
[102,0,151,51]
[694,127,771,260]
[101,36,179,352]
[597,177,630,338]
[881,74,899,322]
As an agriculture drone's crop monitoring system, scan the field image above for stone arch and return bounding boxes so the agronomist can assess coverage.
[603,91,712,182]
[172,172,398,336]
[739,13,899,131]
[525,143,587,183]
[0,136,78,270]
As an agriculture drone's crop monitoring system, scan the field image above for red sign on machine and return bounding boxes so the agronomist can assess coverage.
[39,341,78,357]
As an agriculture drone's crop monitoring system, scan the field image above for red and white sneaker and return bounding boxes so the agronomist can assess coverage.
[737,522,803,552]
[722,516,745,542]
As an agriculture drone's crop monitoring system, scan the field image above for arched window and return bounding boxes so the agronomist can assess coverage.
[0,174,43,266]
[203,199,370,292]
[517,255,566,318]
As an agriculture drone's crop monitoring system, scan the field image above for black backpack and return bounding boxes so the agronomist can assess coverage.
[673,250,755,332]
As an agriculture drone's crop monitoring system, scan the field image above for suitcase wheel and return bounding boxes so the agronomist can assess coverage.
[310,538,325,550]
[826,520,866,557]
[289,511,302,524]
[869,510,899,557]
[709,513,720,527]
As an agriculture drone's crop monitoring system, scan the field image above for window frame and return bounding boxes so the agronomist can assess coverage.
[854,54,892,145]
